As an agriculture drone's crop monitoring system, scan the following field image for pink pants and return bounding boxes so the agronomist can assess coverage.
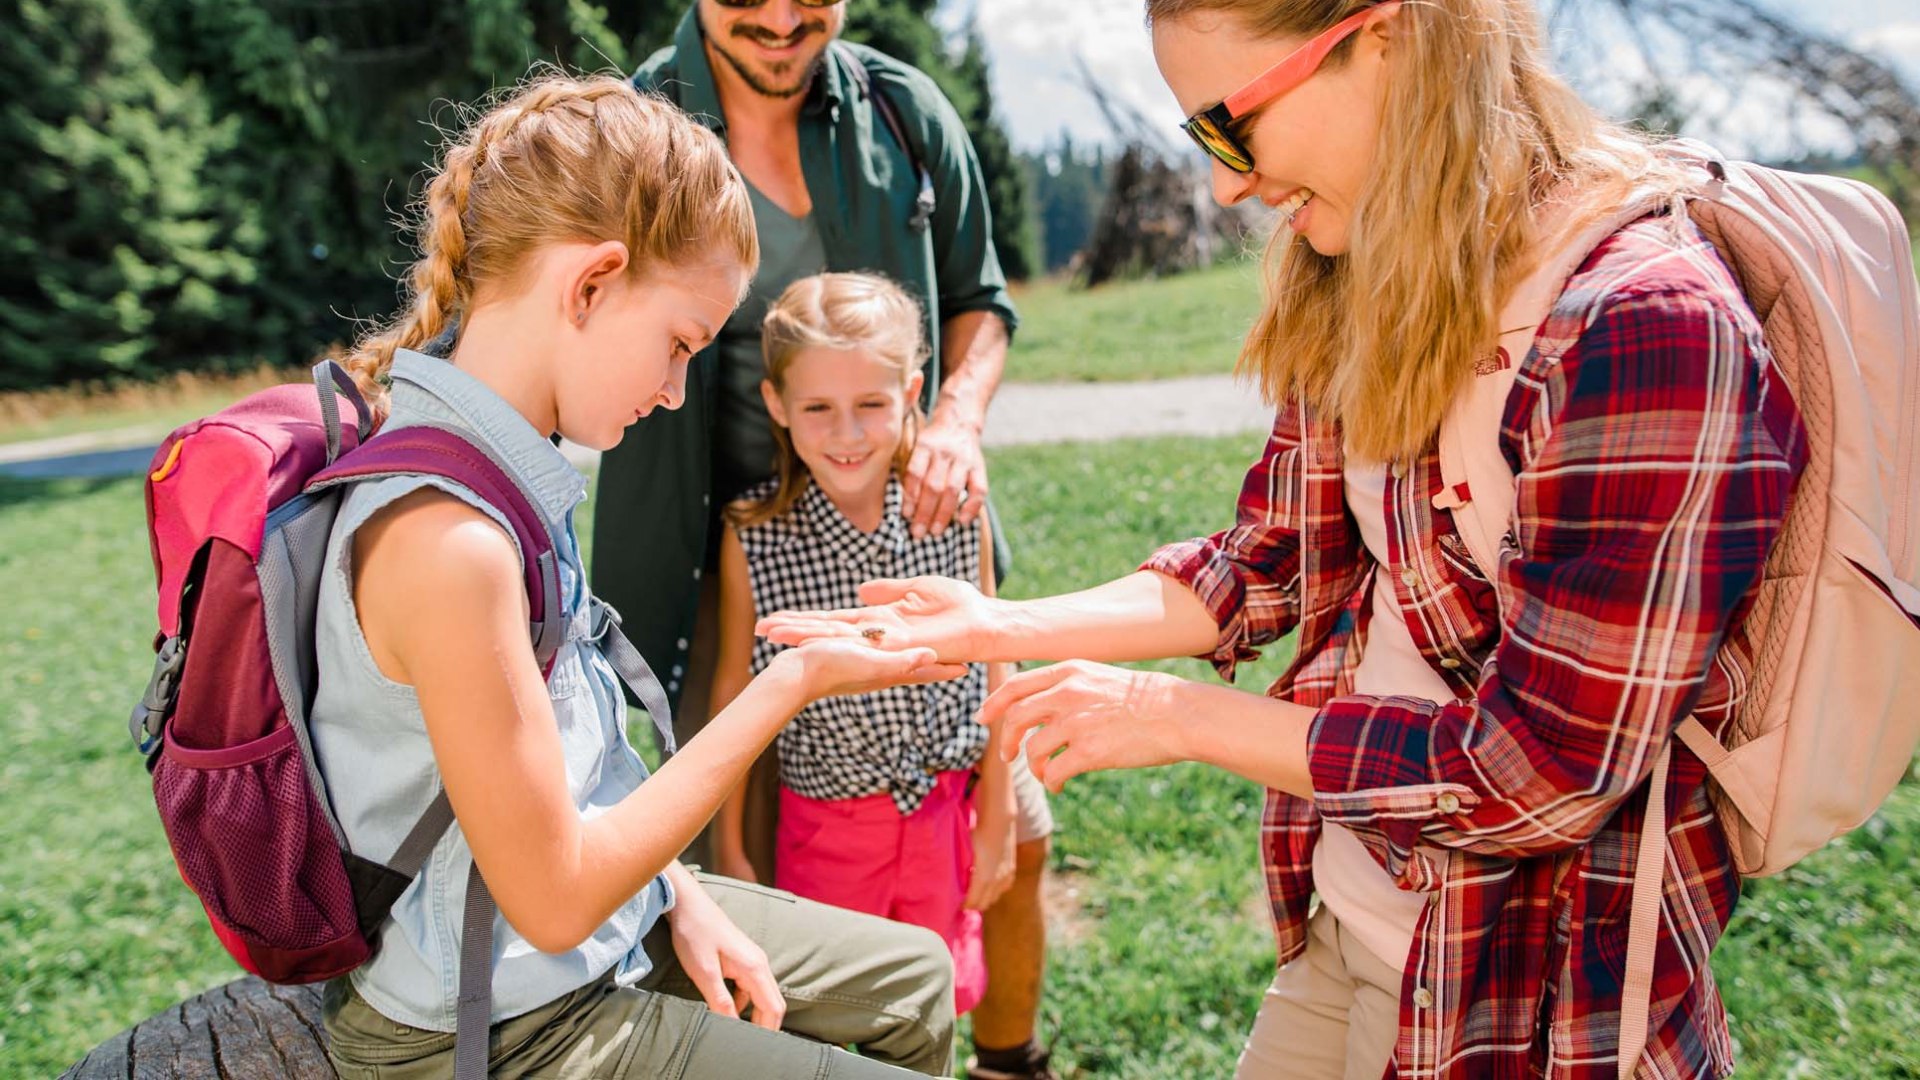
[774,770,987,1014]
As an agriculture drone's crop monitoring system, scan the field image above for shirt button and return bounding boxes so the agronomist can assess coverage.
[1437,792,1462,815]
[1413,987,1435,1009]
[671,664,684,678]
[668,680,679,693]
[676,638,689,650]
[1427,890,1442,906]
[1391,461,1407,480]
[1400,568,1419,589]
[1440,657,1462,670]
[692,567,702,581]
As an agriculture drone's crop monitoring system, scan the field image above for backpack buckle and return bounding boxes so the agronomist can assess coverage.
[129,635,186,754]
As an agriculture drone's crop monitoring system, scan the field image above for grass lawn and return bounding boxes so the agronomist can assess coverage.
[1008,261,1264,384]
[3,434,1918,1077]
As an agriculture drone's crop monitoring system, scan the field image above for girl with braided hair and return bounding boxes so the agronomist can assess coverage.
[309,73,964,1079]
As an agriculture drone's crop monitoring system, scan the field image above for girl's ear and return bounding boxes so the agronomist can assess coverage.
[760,378,789,427]
[905,368,925,402]
[566,241,631,327]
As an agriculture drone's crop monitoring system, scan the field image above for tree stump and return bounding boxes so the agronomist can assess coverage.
[61,977,337,1079]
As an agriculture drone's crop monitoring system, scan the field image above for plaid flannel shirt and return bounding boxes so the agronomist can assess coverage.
[1143,216,1806,1079]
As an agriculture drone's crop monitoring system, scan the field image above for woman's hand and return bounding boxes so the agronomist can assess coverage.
[756,576,1002,662]
[985,661,1192,793]
[664,874,786,1030]
[769,636,967,704]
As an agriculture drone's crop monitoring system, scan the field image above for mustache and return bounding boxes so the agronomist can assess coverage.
[731,20,827,46]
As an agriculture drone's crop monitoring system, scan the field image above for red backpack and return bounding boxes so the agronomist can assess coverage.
[131,362,673,1078]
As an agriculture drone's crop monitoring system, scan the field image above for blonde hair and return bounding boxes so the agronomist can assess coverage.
[344,73,758,414]
[1145,0,1689,461]
[731,273,928,528]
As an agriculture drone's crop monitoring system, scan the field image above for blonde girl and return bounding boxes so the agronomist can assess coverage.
[707,273,1018,1017]
[760,2,1808,1077]
[309,75,964,1079]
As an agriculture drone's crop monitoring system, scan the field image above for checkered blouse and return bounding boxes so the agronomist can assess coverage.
[738,476,989,812]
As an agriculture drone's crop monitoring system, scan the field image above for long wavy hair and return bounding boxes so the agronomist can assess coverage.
[730,273,928,529]
[1145,0,1689,461]
[342,73,758,415]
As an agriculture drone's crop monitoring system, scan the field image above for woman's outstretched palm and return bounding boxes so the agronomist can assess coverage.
[756,576,997,662]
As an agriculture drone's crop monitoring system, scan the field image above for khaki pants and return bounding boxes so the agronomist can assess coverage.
[322,874,955,1079]
[1235,906,1402,1080]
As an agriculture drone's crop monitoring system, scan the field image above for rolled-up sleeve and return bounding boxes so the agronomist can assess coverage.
[1307,289,1804,867]
[1140,409,1305,682]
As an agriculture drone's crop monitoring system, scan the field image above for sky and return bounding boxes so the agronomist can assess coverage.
[930,0,1920,159]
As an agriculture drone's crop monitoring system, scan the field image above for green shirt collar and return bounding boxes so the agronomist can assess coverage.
[669,6,849,134]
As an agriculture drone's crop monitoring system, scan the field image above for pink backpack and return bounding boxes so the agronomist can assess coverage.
[132,362,674,1079]
[1436,140,1920,1076]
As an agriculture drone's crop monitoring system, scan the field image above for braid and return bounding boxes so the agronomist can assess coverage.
[343,140,480,414]
[343,71,758,418]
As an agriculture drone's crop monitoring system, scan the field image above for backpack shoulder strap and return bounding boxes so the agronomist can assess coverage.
[1433,194,1675,577]
[310,424,567,672]
[309,423,680,756]
[836,42,936,233]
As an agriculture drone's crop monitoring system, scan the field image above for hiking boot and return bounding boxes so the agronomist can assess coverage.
[965,1044,1058,1080]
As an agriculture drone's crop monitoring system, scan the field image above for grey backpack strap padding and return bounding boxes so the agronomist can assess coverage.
[388,789,456,879]
[455,863,496,1080]
[594,602,678,756]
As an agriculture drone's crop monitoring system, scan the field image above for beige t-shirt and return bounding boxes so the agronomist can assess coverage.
[1311,454,1455,972]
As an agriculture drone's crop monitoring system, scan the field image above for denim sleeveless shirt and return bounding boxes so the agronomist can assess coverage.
[308,351,673,1032]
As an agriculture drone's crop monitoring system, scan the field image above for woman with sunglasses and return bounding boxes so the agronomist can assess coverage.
[759,1,1806,1077]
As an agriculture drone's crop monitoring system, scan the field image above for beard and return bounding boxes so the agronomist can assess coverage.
[709,18,832,99]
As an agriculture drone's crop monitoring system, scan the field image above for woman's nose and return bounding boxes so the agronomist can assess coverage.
[1210,159,1258,208]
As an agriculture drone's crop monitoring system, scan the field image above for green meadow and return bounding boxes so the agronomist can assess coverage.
[3,263,1917,1076]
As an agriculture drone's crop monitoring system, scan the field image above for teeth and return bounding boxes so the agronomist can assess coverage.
[1278,189,1313,221]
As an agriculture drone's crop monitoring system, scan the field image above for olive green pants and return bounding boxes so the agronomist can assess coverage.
[322,874,955,1079]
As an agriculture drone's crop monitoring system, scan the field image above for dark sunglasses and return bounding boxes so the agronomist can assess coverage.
[712,0,843,7]
[1180,2,1396,174]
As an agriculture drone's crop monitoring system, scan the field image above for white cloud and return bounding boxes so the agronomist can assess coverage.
[938,0,1186,149]
[1856,22,1920,79]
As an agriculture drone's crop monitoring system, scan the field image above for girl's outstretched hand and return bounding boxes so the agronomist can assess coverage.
[771,636,968,704]
[755,576,999,662]
[984,661,1191,793]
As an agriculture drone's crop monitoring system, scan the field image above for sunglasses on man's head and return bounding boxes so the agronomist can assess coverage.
[712,0,843,7]
[1180,2,1396,174]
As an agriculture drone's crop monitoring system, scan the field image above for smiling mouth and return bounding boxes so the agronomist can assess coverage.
[825,452,869,468]
[1274,188,1314,222]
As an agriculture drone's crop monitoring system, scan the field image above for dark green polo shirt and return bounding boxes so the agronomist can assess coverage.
[591,8,1018,709]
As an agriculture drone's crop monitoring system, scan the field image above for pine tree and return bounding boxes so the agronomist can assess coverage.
[0,0,263,388]
[950,29,1038,280]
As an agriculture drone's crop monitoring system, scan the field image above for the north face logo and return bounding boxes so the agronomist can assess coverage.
[1474,346,1512,377]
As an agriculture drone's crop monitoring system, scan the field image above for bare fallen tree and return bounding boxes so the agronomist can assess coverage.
[1550,0,1920,216]
[1068,54,1270,286]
